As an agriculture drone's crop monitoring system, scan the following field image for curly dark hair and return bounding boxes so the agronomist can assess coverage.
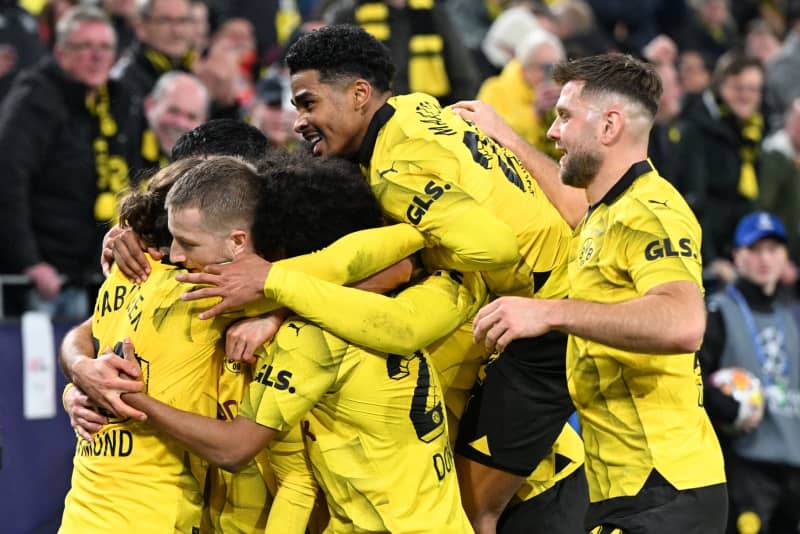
[171,119,269,163]
[284,24,395,93]
[253,153,384,259]
[118,158,203,249]
[553,53,662,118]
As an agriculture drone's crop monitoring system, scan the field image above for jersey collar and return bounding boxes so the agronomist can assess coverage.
[590,159,653,212]
[358,101,396,168]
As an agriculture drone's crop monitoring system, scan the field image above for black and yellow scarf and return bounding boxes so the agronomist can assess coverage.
[720,100,764,201]
[85,85,130,223]
[144,47,194,75]
[355,0,450,97]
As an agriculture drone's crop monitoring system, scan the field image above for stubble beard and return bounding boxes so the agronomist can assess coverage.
[560,148,602,189]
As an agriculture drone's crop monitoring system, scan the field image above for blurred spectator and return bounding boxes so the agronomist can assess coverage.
[130,70,209,181]
[37,0,78,48]
[587,0,688,55]
[481,3,541,71]
[0,6,134,318]
[216,0,279,64]
[0,0,46,103]
[674,55,765,285]
[443,0,499,81]
[549,0,613,58]
[188,0,209,52]
[678,0,738,66]
[192,16,256,118]
[642,33,678,66]
[476,28,563,159]
[759,99,800,268]
[764,6,800,131]
[248,73,298,148]
[699,211,800,534]
[111,0,194,104]
[744,18,781,66]
[649,60,683,183]
[678,48,713,95]
[99,0,137,56]
[332,0,478,105]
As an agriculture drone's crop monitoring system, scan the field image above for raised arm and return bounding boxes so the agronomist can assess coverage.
[179,224,426,319]
[450,100,588,228]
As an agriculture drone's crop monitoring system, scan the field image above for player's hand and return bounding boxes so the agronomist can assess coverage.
[25,262,62,300]
[110,226,163,283]
[351,257,414,293]
[176,252,273,319]
[226,310,288,363]
[71,348,146,421]
[64,384,107,441]
[734,398,764,433]
[450,100,519,149]
[473,296,555,353]
[101,224,124,276]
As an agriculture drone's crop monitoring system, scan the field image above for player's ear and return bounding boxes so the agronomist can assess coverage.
[599,108,623,145]
[352,79,372,112]
[229,229,250,257]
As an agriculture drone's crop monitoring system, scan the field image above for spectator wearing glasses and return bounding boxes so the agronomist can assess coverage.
[476,28,565,161]
[111,0,194,108]
[0,5,135,319]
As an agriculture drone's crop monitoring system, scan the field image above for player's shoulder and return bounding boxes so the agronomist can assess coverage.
[613,173,698,231]
[275,317,351,364]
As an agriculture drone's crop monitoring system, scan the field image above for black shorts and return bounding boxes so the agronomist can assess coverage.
[498,465,589,534]
[586,470,728,534]
[454,332,575,476]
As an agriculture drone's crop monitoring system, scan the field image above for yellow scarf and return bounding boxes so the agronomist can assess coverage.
[737,112,763,200]
[355,0,450,97]
[85,85,130,223]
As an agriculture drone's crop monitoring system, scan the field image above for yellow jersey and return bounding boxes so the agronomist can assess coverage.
[358,92,571,299]
[61,257,229,533]
[567,160,725,502]
[241,317,472,534]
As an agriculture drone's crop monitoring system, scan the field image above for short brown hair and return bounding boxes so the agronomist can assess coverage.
[553,53,662,118]
[119,158,202,248]
[165,156,261,233]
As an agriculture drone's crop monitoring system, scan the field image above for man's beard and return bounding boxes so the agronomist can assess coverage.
[560,148,602,188]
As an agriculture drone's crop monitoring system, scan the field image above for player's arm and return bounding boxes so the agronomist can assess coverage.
[126,391,276,472]
[264,267,486,354]
[450,100,588,228]
[265,424,318,534]
[476,208,706,353]
[59,318,145,419]
[178,224,426,319]
[474,281,705,353]
[375,161,521,270]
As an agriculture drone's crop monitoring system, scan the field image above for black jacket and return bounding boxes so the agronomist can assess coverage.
[0,56,135,281]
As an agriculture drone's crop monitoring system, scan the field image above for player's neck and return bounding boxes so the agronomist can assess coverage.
[585,146,649,205]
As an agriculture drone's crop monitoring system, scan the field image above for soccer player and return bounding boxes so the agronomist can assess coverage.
[59,158,236,532]
[472,53,728,533]
[175,25,580,532]
[114,155,474,533]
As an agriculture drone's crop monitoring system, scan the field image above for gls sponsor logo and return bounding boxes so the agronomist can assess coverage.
[406,180,452,224]
[254,364,296,394]
[644,238,695,261]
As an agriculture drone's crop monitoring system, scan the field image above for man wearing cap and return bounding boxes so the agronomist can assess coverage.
[699,211,800,534]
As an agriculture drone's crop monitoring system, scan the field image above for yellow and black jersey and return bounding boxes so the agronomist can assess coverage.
[241,318,472,534]
[61,256,232,533]
[203,358,274,534]
[357,92,571,299]
[567,160,725,502]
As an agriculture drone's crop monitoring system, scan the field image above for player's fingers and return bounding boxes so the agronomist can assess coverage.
[242,349,258,365]
[115,235,148,282]
[176,272,221,287]
[473,306,501,344]
[495,330,516,354]
[101,246,114,276]
[180,286,223,303]
[242,338,258,363]
[110,396,147,422]
[146,246,164,260]
[76,405,107,427]
[226,333,244,361]
[198,302,228,320]
[73,421,96,442]
[484,321,508,353]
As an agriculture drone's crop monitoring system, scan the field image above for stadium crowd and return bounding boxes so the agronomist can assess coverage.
[1,0,800,532]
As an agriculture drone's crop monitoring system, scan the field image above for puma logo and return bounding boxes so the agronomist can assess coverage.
[648,199,668,208]
[287,322,306,336]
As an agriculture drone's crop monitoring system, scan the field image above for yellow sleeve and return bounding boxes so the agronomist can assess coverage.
[265,424,318,534]
[265,267,486,354]
[241,324,346,432]
[620,203,703,295]
[273,223,425,286]
[371,157,520,270]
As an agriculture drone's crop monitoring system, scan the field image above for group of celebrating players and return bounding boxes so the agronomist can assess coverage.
[57,24,728,534]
